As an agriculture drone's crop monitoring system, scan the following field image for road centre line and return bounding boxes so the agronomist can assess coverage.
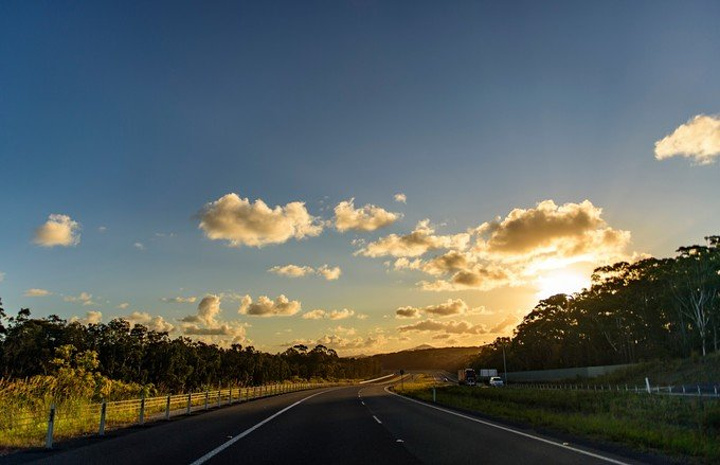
[385,387,630,465]
[189,389,333,465]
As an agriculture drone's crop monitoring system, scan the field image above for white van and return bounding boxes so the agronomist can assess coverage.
[489,376,504,387]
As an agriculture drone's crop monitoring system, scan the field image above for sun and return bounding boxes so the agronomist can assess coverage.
[535,272,590,300]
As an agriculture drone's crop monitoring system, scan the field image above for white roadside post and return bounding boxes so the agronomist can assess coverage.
[165,395,171,420]
[204,391,209,410]
[139,394,146,425]
[99,401,107,435]
[645,377,651,394]
[45,404,56,449]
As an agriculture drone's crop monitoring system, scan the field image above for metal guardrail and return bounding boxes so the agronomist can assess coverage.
[1,381,348,449]
[514,381,720,397]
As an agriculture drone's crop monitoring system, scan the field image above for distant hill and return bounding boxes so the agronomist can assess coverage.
[369,346,481,372]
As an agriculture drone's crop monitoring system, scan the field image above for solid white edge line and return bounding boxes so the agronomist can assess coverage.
[372,415,382,424]
[384,387,630,465]
[189,389,332,465]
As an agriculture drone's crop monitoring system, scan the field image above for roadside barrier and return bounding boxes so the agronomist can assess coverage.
[1,381,350,449]
[516,380,720,398]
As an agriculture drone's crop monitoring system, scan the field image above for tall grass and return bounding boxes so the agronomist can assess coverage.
[403,385,720,463]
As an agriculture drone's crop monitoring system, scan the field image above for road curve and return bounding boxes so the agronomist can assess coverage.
[8,379,659,465]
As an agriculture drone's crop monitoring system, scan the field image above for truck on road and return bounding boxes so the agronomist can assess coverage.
[458,368,477,386]
[477,368,498,384]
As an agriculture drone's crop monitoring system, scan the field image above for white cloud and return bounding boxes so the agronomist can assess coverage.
[34,214,81,247]
[654,114,720,165]
[239,294,301,317]
[199,193,323,247]
[116,302,130,310]
[24,288,51,297]
[397,319,488,335]
[70,310,103,325]
[334,199,401,232]
[0,272,4,282]
[161,296,197,304]
[98,226,107,233]
[358,220,470,258]
[181,295,221,325]
[63,292,95,306]
[133,242,145,250]
[394,193,407,204]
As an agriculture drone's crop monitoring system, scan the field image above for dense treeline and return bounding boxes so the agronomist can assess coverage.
[0,305,380,394]
[475,236,720,372]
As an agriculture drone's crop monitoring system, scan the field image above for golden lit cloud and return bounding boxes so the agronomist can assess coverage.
[654,114,720,165]
[199,193,323,247]
[180,295,221,325]
[269,264,342,281]
[70,310,102,325]
[123,311,176,333]
[34,214,81,247]
[397,319,488,335]
[358,220,470,258]
[24,288,51,297]
[239,294,301,317]
[161,296,197,304]
[63,292,95,306]
[334,199,401,232]
[301,308,355,320]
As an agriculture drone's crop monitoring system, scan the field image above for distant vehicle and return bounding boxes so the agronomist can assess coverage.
[458,368,477,386]
[477,368,498,384]
[489,376,504,387]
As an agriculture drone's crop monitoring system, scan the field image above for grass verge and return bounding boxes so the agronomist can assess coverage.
[401,382,720,463]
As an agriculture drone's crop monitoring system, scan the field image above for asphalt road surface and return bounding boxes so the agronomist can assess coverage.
[8,377,659,465]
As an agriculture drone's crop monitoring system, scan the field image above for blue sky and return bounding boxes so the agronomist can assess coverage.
[1,1,719,355]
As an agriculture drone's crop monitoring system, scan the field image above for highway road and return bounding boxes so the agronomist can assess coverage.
[8,377,662,465]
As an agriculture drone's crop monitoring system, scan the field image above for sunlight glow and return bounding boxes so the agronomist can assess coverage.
[535,272,590,300]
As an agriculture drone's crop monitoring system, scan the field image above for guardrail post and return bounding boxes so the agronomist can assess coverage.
[217,390,221,408]
[139,394,146,425]
[204,391,209,410]
[45,404,56,449]
[432,387,436,403]
[187,393,192,414]
[165,394,171,420]
[99,401,107,435]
